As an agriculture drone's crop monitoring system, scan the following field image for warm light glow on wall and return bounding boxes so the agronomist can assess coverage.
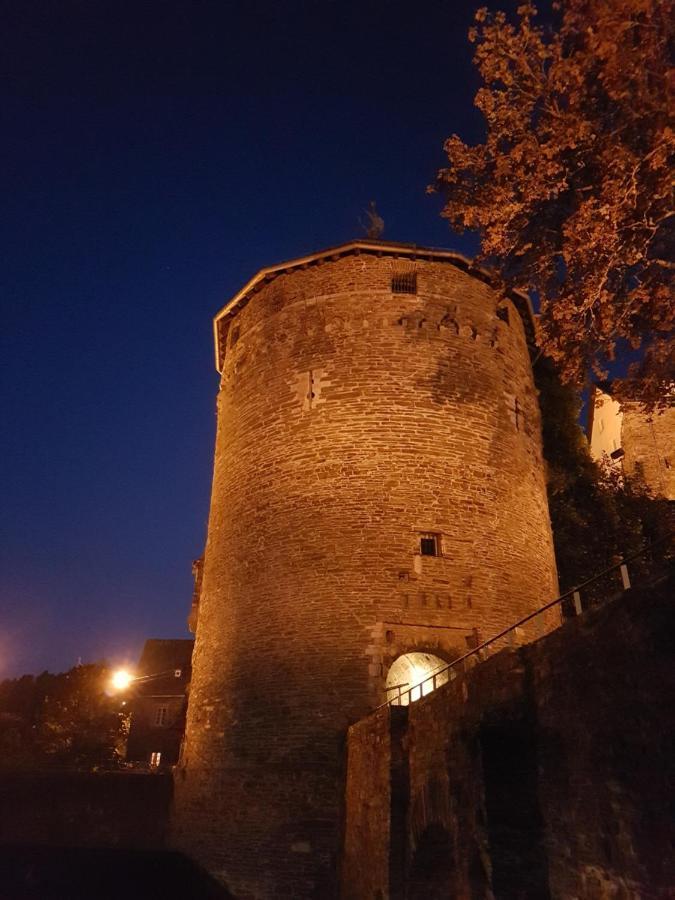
[386,652,449,705]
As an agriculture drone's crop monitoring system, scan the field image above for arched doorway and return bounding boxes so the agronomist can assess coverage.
[385,652,448,705]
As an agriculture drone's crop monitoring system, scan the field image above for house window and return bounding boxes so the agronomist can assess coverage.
[150,751,161,767]
[391,272,417,294]
[154,705,168,727]
[174,669,182,678]
[419,533,440,557]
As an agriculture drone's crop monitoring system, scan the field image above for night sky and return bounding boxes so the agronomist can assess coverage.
[2,0,525,677]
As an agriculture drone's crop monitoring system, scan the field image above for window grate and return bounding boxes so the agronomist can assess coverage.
[391,272,417,294]
[419,534,440,557]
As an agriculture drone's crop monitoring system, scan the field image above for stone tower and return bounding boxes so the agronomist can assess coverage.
[172,240,559,897]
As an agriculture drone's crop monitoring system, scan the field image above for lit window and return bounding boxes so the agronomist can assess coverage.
[155,705,168,727]
[419,533,440,557]
[391,273,417,294]
[174,669,182,678]
[150,751,161,767]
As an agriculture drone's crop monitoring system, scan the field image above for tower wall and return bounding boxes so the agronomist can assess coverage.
[172,251,559,897]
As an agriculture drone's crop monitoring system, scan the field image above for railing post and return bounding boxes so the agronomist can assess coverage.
[620,564,631,590]
[573,591,582,616]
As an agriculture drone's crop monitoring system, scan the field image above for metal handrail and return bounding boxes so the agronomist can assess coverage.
[377,532,672,710]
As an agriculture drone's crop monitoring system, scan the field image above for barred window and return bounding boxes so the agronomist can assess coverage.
[391,272,417,294]
[419,533,440,557]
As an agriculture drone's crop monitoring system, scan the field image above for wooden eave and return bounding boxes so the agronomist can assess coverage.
[212,239,537,371]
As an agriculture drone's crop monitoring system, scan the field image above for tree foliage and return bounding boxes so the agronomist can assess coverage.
[434,0,673,407]
[0,664,128,771]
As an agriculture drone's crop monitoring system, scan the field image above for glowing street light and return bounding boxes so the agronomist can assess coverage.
[110,669,134,692]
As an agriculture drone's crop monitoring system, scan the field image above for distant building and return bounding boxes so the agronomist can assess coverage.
[125,639,194,768]
[588,385,674,499]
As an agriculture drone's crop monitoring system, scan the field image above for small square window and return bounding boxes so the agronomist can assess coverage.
[391,273,417,294]
[419,534,440,557]
[174,669,182,678]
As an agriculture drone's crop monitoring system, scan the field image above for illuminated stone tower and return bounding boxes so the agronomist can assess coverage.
[172,240,559,897]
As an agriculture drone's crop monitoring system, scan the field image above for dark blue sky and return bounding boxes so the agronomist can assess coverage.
[1,0,524,676]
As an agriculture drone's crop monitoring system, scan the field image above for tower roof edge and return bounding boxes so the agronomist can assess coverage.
[212,239,536,371]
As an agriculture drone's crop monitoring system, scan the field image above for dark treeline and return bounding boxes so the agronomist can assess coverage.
[0,664,128,771]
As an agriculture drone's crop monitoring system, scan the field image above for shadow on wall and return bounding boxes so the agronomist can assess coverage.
[0,846,234,900]
[480,718,550,898]
[408,823,456,899]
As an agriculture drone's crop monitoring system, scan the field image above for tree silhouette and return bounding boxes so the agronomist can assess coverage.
[433,1,673,409]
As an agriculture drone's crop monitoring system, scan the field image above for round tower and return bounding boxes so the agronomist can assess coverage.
[172,241,559,897]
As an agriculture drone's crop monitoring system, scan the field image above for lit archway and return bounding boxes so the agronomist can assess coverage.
[385,652,448,705]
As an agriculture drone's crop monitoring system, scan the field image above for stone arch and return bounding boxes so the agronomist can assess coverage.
[407,823,456,900]
[385,651,449,705]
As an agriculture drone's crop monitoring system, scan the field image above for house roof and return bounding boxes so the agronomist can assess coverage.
[134,639,194,696]
[212,239,537,371]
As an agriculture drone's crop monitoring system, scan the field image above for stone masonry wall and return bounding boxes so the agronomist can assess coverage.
[621,403,675,499]
[172,248,559,897]
[342,573,674,898]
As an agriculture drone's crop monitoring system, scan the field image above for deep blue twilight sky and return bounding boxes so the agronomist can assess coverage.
[1,0,527,677]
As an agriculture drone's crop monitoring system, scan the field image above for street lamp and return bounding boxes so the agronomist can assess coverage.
[110,669,134,691]
[109,667,183,693]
